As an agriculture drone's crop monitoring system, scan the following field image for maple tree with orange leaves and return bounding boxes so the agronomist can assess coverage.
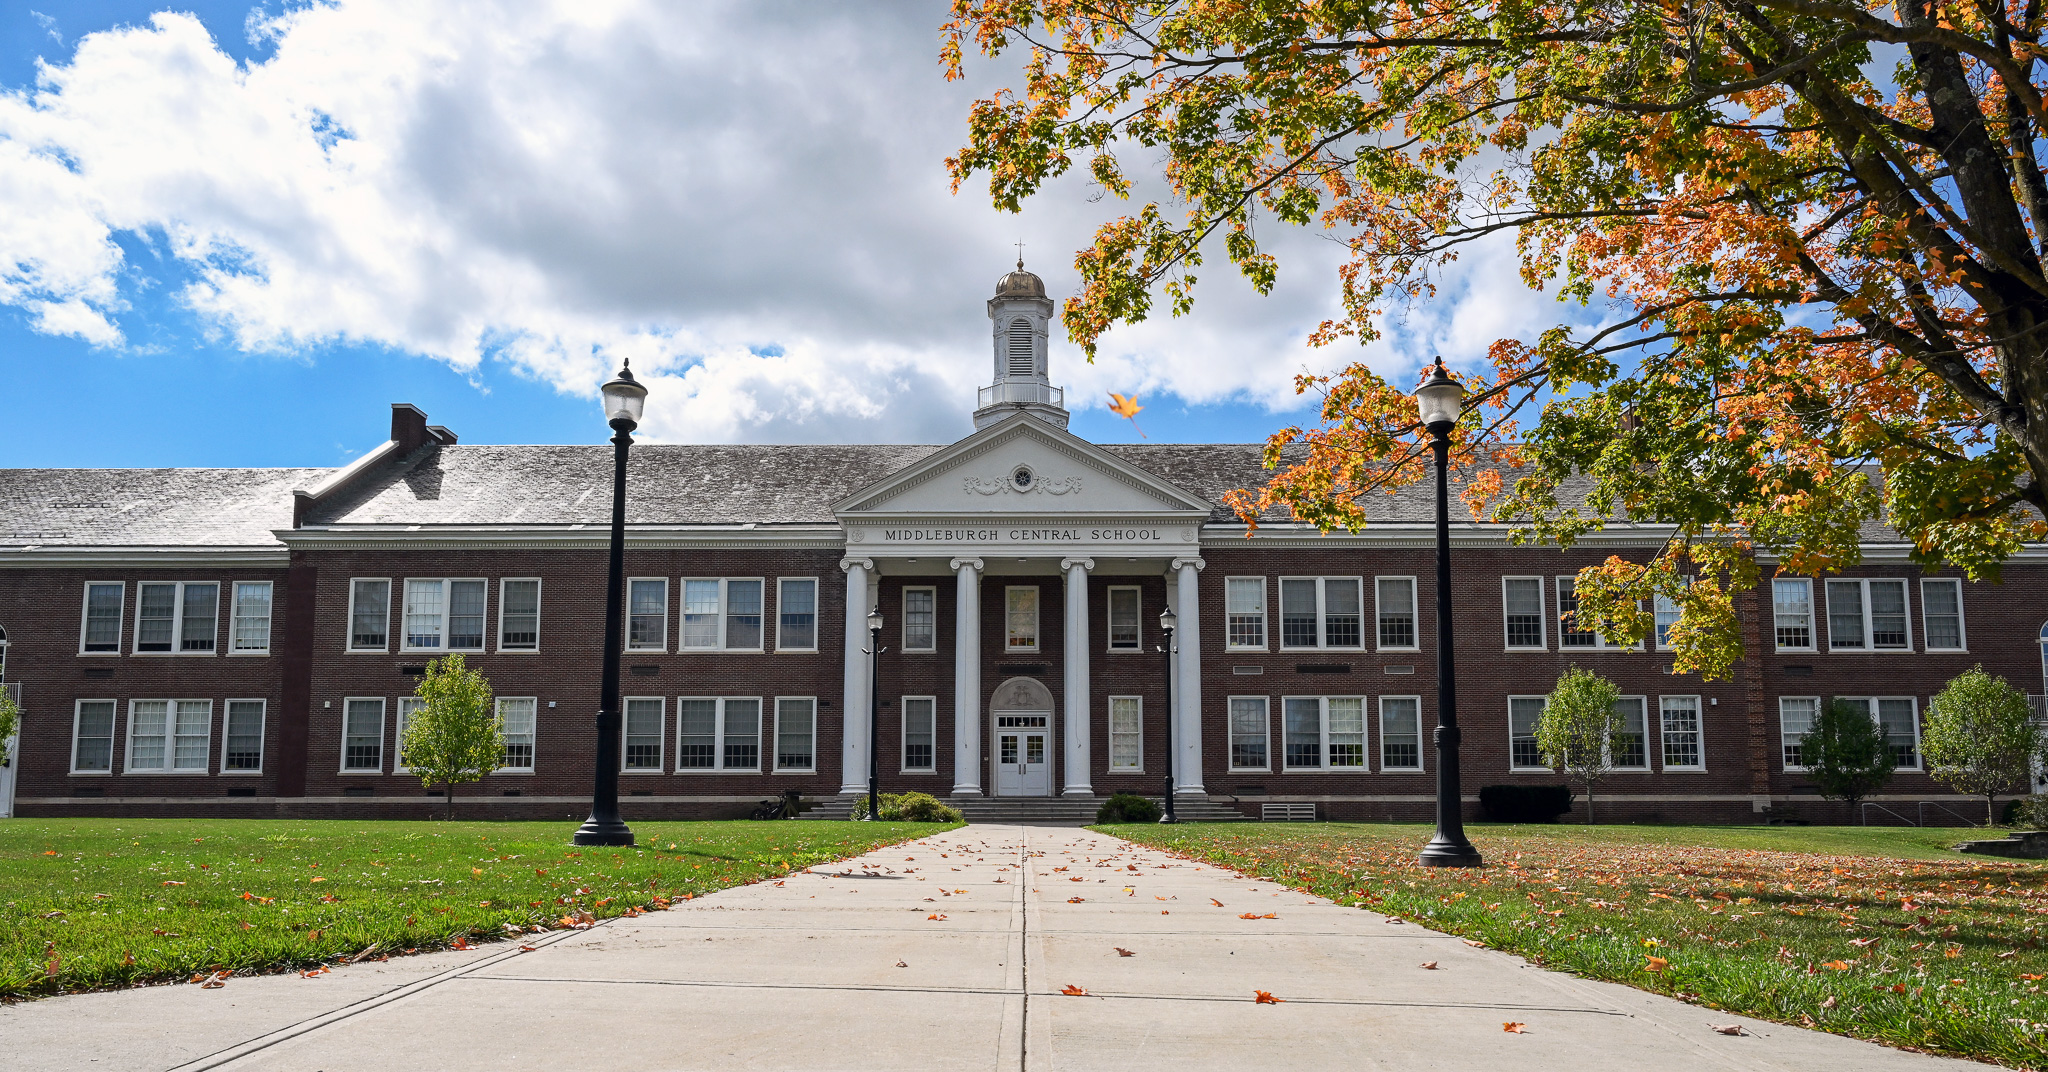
[944,0,2048,677]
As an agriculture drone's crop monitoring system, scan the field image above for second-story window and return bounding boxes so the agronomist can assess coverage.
[1376,577,1417,649]
[681,579,765,651]
[1006,586,1039,651]
[1920,579,1966,651]
[901,585,936,652]
[499,579,541,651]
[1772,578,1813,650]
[1279,577,1363,649]
[1826,578,1910,651]
[627,578,668,651]
[779,578,818,651]
[403,579,487,652]
[1226,577,1266,649]
[135,582,217,654]
[80,582,124,653]
[1502,577,1545,649]
[348,579,390,651]
[231,582,273,654]
[1107,586,1141,650]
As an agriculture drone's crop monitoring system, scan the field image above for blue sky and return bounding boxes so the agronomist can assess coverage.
[0,3,1542,468]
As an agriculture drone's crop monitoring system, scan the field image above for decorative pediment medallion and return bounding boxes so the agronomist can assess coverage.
[990,677,1054,711]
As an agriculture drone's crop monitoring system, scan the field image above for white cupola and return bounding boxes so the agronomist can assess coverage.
[973,258,1069,430]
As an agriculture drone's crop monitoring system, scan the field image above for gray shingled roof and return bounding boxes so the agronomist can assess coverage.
[0,467,321,547]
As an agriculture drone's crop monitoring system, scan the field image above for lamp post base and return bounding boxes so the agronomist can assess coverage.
[1416,835,1482,868]
[571,817,636,847]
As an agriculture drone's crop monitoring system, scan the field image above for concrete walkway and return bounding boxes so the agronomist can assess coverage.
[3,825,1979,1072]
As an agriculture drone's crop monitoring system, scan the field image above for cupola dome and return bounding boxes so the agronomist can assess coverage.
[995,259,1046,298]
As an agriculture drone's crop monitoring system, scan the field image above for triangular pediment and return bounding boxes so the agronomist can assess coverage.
[834,414,1210,518]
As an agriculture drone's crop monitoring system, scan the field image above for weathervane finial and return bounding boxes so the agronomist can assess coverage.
[1014,238,1025,270]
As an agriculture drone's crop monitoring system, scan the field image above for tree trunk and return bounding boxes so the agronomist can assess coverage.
[446,782,455,821]
[1586,785,1595,826]
[1990,794,1999,828]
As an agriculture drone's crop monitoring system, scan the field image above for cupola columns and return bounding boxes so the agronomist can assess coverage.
[974,259,1070,430]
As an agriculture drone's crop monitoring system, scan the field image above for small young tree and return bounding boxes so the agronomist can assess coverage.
[0,686,18,768]
[398,654,501,820]
[1804,700,1896,820]
[1537,667,1623,825]
[1925,667,2041,828]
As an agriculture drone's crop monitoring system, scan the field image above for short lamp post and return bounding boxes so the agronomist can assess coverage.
[574,362,647,847]
[863,610,884,821]
[1158,605,1178,824]
[1415,358,1482,867]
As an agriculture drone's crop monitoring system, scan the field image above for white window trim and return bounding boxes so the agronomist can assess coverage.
[1005,585,1040,653]
[1223,575,1268,652]
[220,698,267,775]
[772,696,818,773]
[1378,694,1426,772]
[1825,578,1913,653]
[69,698,118,775]
[1772,577,1817,653]
[494,696,538,774]
[400,578,490,654]
[776,577,821,653]
[674,696,765,773]
[346,578,393,654]
[1107,694,1144,771]
[125,698,212,774]
[1226,695,1272,773]
[679,578,768,653]
[1278,576,1366,652]
[1556,576,1628,650]
[1502,576,1547,651]
[226,581,274,656]
[900,584,938,653]
[1656,694,1706,772]
[393,696,424,775]
[900,695,939,773]
[1919,578,1967,652]
[1779,695,1820,772]
[621,695,667,774]
[340,696,386,774]
[1105,585,1145,653]
[132,581,219,657]
[626,576,670,653]
[78,581,124,656]
[497,577,544,654]
[1836,695,1925,772]
[1508,694,1550,772]
[1609,695,1653,772]
[1374,575,1420,652]
[1279,695,1369,772]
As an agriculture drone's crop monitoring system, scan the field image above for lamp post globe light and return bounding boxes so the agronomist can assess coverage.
[572,362,647,847]
[864,610,884,822]
[1158,605,1178,824]
[1414,358,1482,867]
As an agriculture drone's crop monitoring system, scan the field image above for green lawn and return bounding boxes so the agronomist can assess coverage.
[0,817,952,998]
[1106,822,2048,1068]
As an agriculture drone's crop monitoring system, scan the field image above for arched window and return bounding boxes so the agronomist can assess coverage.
[1006,318,1035,377]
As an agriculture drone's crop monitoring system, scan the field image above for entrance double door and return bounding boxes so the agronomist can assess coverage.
[993,712,1051,796]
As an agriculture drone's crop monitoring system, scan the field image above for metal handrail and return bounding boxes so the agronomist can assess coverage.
[1919,800,1980,826]
[1860,802,1916,827]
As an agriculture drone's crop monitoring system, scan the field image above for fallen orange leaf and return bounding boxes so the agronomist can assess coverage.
[1254,990,1283,1004]
[1503,1022,1527,1034]
[1821,960,1850,971]
[1061,984,1089,996]
[1645,956,1668,972]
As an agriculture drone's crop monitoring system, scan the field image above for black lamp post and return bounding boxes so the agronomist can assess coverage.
[1158,605,1178,824]
[572,362,646,847]
[1415,358,1481,867]
[863,610,884,821]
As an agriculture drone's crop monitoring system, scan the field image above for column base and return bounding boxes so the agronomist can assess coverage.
[951,787,984,798]
[1061,788,1096,798]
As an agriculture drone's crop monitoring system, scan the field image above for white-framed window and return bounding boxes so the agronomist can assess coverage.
[1376,576,1418,650]
[1279,577,1364,649]
[341,697,385,773]
[779,578,819,652]
[229,582,272,654]
[681,579,765,651]
[126,699,211,772]
[1280,696,1367,770]
[496,697,537,772]
[498,578,542,651]
[1611,696,1650,770]
[221,700,265,773]
[1920,579,1966,651]
[1225,576,1266,650]
[402,578,487,652]
[1834,696,1923,770]
[901,585,936,652]
[80,582,124,653]
[623,696,665,772]
[1652,594,1681,651]
[1107,586,1142,651]
[1773,578,1814,650]
[393,696,423,774]
[135,582,218,654]
[1556,576,1630,649]
[71,699,117,773]
[1779,696,1819,770]
[627,578,668,651]
[1379,695,1423,771]
[347,579,391,652]
[902,696,937,773]
[775,697,816,772]
[1658,695,1704,770]
[1502,577,1546,650]
[1508,696,1548,770]
[1108,695,1143,770]
[676,697,762,771]
[1826,578,1910,651]
[1005,586,1039,651]
[1227,696,1271,771]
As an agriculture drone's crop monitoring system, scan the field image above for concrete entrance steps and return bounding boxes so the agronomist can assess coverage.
[793,794,1246,825]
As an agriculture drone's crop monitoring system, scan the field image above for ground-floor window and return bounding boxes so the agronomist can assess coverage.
[222,700,265,773]
[1508,696,1547,771]
[1779,696,1818,770]
[1281,696,1366,770]
[342,698,385,773]
[623,697,665,771]
[1108,696,1142,770]
[678,697,761,772]
[127,699,211,773]
[393,696,423,773]
[1379,696,1422,771]
[1611,696,1649,770]
[902,696,936,772]
[1834,696,1922,770]
[1228,696,1270,771]
[1658,696,1703,770]
[775,697,816,772]
[71,699,116,773]
[497,698,536,772]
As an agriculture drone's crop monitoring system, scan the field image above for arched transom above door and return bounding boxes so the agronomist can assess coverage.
[990,676,1054,712]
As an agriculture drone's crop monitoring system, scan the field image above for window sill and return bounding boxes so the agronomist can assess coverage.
[1827,649,1914,655]
[68,770,113,777]
[1922,648,1969,655]
[900,769,938,776]
[773,768,817,775]
[344,649,391,655]
[1509,767,1553,774]
[1223,647,1268,654]
[776,648,822,655]
[675,648,768,655]
[123,769,210,776]
[1504,647,1549,654]
[217,770,265,777]
[1279,647,1366,654]
[1379,767,1426,774]
[130,652,218,658]
[1227,767,1272,774]
[493,770,536,776]
[225,651,272,658]
[76,650,123,657]
[495,649,544,655]
[1660,767,1709,774]
[338,769,386,776]
[673,769,765,776]
[621,769,667,776]
[1374,647,1421,654]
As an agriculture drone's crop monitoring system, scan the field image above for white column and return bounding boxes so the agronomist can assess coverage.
[1173,557,1206,796]
[951,557,984,796]
[839,557,874,794]
[1061,557,1094,796]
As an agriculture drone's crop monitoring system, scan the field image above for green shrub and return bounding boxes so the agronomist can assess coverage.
[847,791,963,822]
[2007,795,2048,830]
[1095,792,1162,823]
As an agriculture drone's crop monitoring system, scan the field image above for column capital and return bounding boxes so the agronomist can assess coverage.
[838,557,875,573]
[949,556,984,572]
[1171,556,1206,572]
[1059,556,1095,573]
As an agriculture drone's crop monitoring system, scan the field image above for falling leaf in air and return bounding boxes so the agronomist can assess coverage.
[1106,393,1147,437]
[1711,1024,1746,1036]
[1645,956,1668,972]
[1420,961,1439,970]
[1253,990,1283,1004]
[1503,1022,1527,1034]
[1061,984,1090,996]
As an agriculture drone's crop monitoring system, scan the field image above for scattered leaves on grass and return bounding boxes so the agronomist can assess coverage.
[1645,956,1668,973]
